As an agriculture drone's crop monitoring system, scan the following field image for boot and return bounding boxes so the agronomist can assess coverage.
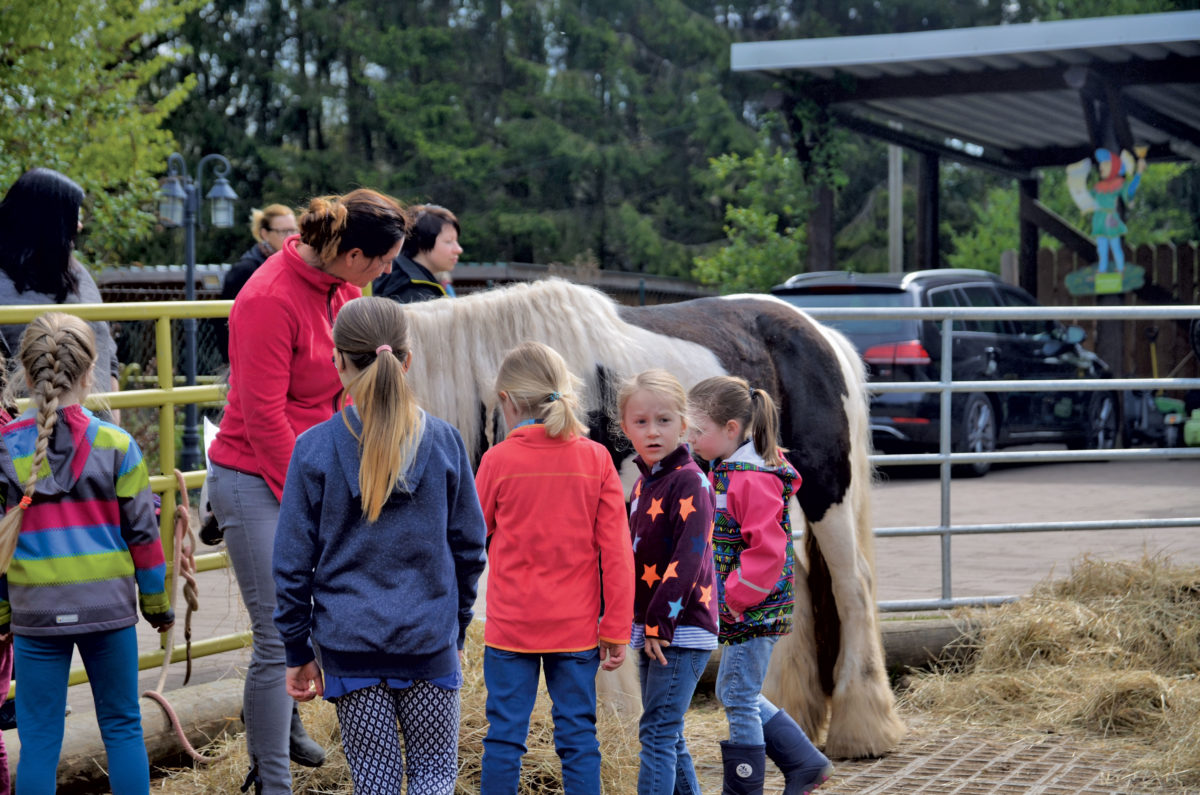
[720,741,766,795]
[762,710,833,794]
[289,702,327,767]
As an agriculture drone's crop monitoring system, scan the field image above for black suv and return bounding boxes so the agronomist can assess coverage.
[771,269,1118,476]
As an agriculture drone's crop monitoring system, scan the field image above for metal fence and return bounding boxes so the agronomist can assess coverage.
[4,298,1200,687]
[800,303,1200,614]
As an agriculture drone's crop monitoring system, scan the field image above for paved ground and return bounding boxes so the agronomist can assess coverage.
[53,455,1200,791]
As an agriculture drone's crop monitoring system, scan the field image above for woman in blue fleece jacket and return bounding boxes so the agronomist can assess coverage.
[272,297,487,795]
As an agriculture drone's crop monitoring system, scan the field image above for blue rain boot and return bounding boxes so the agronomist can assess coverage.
[721,741,766,795]
[763,710,833,794]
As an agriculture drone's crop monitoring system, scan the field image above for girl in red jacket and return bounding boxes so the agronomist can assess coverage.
[475,341,634,795]
[688,376,832,795]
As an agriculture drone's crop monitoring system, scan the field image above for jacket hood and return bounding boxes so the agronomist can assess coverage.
[331,406,429,498]
[0,404,96,495]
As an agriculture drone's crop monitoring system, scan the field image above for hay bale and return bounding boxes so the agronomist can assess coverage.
[899,554,1200,790]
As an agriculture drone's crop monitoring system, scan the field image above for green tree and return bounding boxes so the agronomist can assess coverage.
[0,0,201,267]
[693,147,810,292]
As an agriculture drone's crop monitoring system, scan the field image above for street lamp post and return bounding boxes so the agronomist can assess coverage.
[158,153,238,471]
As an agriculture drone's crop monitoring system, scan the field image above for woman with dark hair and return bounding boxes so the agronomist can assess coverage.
[0,168,120,393]
[207,188,408,794]
[372,204,462,303]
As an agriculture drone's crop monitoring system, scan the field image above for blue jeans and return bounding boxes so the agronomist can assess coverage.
[481,647,601,795]
[636,646,710,795]
[207,464,293,794]
[715,635,781,746]
[15,626,148,795]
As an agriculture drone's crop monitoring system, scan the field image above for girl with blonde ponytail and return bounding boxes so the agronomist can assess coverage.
[0,311,172,794]
[475,341,635,794]
[271,296,486,794]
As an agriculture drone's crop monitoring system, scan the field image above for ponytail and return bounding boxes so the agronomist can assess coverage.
[688,375,787,467]
[0,312,96,571]
[494,341,586,440]
[333,297,421,522]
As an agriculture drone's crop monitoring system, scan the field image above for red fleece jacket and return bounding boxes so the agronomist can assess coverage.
[475,424,634,653]
[208,237,359,500]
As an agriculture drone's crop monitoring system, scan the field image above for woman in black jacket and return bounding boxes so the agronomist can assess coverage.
[215,204,297,363]
[372,204,461,303]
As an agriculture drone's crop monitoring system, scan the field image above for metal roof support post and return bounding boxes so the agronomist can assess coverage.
[916,152,940,268]
[1018,178,1040,295]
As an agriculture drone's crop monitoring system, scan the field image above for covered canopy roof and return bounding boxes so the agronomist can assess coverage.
[731,11,1200,176]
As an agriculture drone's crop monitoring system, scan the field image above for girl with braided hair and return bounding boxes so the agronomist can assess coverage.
[0,312,173,794]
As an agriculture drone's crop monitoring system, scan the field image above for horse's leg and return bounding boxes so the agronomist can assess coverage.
[763,501,827,740]
[807,500,905,758]
[596,665,641,720]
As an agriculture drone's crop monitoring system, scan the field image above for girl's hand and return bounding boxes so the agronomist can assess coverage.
[286,661,324,702]
[644,637,670,666]
[599,641,626,671]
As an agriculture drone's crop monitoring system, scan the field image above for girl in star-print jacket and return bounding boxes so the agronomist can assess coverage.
[619,369,718,795]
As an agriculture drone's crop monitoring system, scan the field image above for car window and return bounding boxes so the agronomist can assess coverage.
[996,285,1047,336]
[958,285,1004,333]
[775,292,912,337]
[927,287,967,332]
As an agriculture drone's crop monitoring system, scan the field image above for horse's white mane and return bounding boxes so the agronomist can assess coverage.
[402,278,724,461]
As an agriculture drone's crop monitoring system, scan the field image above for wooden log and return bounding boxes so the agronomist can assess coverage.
[701,618,977,686]
[3,678,243,789]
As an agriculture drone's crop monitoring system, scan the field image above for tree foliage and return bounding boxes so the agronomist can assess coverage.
[0,0,202,266]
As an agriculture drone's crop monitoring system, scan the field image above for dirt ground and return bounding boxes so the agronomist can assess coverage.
[44,455,1200,791]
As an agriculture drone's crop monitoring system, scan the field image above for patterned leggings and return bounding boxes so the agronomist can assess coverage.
[334,680,461,795]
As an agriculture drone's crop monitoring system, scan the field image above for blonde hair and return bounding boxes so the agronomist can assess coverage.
[616,368,688,430]
[0,312,97,571]
[333,297,421,522]
[250,203,295,243]
[688,375,786,467]
[495,341,586,440]
[298,189,409,267]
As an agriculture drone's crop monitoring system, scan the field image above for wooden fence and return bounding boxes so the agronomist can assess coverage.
[1035,243,1198,385]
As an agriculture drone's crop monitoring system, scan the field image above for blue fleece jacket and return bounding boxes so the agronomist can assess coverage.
[272,407,487,682]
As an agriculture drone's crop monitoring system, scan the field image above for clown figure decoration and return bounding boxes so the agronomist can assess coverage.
[1066,147,1147,273]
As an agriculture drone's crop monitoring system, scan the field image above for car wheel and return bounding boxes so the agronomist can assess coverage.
[953,393,996,478]
[1069,391,1120,450]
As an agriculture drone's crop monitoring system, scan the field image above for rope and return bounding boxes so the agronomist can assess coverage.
[141,469,229,764]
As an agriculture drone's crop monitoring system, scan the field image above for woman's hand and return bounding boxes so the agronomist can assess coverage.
[644,637,671,666]
[286,661,324,702]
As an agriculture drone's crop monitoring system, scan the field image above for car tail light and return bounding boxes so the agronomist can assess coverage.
[862,340,932,366]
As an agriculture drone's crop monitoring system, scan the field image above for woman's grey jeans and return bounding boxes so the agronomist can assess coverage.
[208,464,293,794]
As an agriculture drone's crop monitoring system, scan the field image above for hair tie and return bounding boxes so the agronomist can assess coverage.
[548,391,561,402]
[375,344,392,355]
[748,387,756,400]
[18,496,32,511]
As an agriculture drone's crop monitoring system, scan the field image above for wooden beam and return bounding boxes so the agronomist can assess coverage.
[1018,196,1097,262]
[1018,179,1040,295]
[915,152,940,268]
[833,112,1031,178]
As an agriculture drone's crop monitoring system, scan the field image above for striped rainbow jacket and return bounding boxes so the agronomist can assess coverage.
[0,404,171,635]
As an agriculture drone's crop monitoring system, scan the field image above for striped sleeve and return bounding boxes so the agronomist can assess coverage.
[110,431,172,623]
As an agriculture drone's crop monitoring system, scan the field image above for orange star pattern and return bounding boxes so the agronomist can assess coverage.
[678,495,696,521]
[645,624,660,637]
[642,564,661,587]
[646,497,664,521]
[698,585,713,607]
[634,481,642,498]
[662,561,679,582]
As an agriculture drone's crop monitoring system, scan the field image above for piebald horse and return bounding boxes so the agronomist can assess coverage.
[403,279,905,759]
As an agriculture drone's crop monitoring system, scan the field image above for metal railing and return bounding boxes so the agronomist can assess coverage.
[0,301,245,687]
[800,303,1200,613]
[2,299,1197,687]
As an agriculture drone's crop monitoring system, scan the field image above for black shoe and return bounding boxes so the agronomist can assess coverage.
[289,704,326,768]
